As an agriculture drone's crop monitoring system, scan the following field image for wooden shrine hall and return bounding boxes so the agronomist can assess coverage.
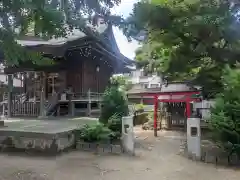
[0,17,134,118]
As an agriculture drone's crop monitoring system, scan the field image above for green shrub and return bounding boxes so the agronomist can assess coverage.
[99,86,129,125]
[209,66,240,157]
[133,112,149,126]
[135,103,145,113]
[107,113,122,133]
[147,111,154,121]
[76,123,118,143]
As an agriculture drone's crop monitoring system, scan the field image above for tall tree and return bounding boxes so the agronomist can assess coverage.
[0,0,121,66]
[125,0,240,98]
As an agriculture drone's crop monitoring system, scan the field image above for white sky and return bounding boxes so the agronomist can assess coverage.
[111,0,141,60]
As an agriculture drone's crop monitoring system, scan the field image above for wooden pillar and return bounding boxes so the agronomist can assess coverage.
[39,72,46,117]
[7,74,13,118]
[154,95,159,137]
[23,73,27,93]
[2,102,5,117]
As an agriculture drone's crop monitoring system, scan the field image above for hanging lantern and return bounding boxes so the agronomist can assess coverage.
[96,66,100,72]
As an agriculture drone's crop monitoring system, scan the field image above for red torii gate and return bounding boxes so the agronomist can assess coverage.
[130,90,201,136]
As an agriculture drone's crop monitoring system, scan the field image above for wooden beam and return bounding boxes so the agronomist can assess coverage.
[129,91,201,96]
[159,98,201,103]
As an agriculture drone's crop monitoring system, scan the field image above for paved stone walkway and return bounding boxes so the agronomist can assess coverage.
[0,118,97,133]
[0,130,239,180]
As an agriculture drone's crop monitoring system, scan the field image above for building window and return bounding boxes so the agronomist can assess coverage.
[150,84,159,88]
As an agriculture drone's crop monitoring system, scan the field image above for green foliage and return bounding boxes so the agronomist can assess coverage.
[0,0,121,66]
[99,86,129,124]
[110,75,133,91]
[147,111,154,122]
[76,123,118,143]
[110,75,127,86]
[209,66,240,157]
[133,112,149,126]
[134,103,145,113]
[1,38,53,66]
[107,113,122,136]
[125,0,240,98]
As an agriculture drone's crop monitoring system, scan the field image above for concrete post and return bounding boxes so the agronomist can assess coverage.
[68,92,75,117]
[122,116,135,155]
[187,117,201,160]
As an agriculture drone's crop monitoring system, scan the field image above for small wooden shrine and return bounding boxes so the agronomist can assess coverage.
[128,82,202,134]
[0,17,133,118]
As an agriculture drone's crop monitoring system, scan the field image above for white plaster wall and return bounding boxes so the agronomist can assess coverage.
[193,100,215,120]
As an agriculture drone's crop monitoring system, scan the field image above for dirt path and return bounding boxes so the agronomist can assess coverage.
[0,130,239,180]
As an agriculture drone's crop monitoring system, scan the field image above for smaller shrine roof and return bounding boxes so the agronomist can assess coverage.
[127,82,199,95]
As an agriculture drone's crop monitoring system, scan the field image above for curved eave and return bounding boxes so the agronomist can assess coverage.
[0,23,134,73]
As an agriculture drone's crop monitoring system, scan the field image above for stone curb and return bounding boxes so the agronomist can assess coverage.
[76,141,123,154]
[180,143,240,166]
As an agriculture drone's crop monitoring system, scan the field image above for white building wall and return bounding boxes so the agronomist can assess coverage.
[193,100,215,120]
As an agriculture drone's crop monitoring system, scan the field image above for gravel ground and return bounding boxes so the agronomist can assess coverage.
[0,129,239,180]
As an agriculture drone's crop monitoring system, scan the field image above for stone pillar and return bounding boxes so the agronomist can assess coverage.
[122,116,135,155]
[7,74,13,118]
[71,101,75,116]
[87,89,91,116]
[97,101,102,111]
[68,92,75,117]
[187,117,201,160]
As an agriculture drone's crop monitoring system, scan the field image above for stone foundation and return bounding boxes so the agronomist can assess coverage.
[76,141,123,154]
[0,131,75,154]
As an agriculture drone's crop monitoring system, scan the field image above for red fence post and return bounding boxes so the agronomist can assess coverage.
[186,96,191,118]
[154,95,159,137]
